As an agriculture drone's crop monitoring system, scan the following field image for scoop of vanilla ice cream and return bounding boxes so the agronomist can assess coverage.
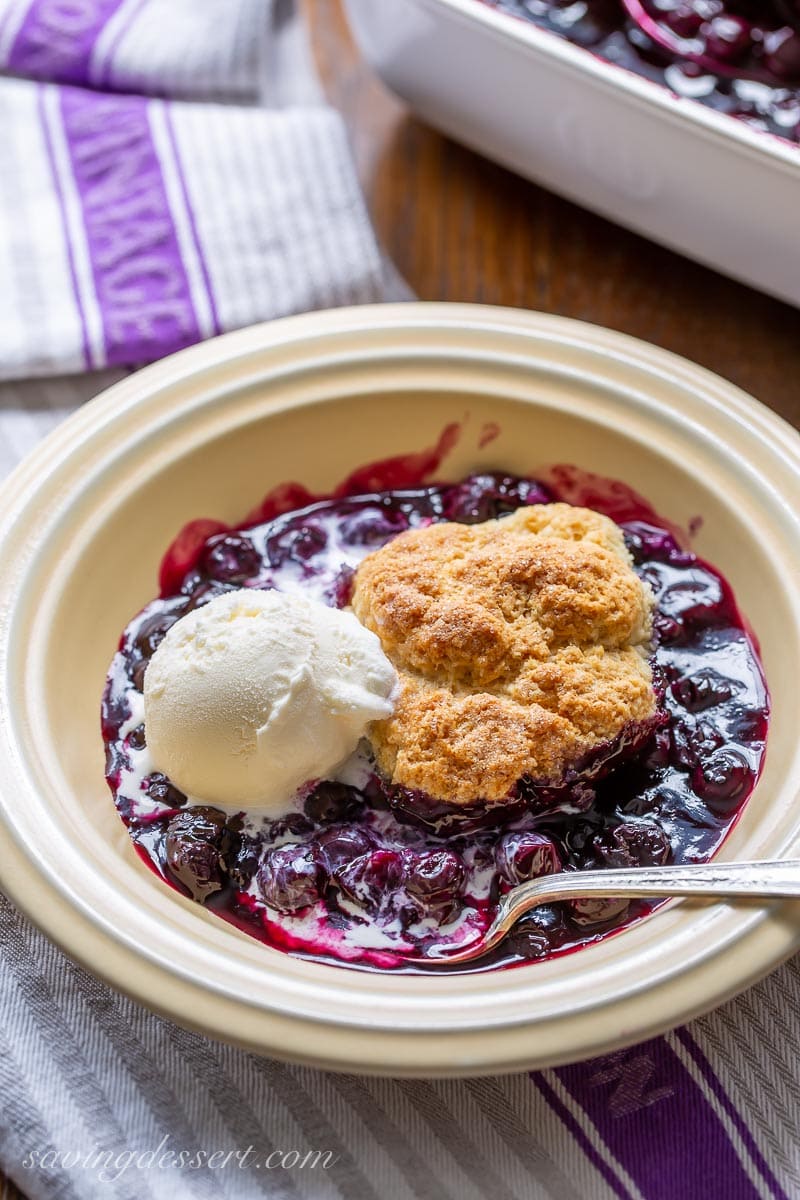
[143,588,398,813]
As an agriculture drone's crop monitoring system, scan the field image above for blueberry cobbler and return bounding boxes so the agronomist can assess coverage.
[102,464,768,973]
[484,1,800,145]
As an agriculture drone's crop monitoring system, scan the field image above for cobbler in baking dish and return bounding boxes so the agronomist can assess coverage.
[102,466,768,973]
[486,1,800,145]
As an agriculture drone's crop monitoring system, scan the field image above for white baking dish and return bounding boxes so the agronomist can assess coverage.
[344,0,800,308]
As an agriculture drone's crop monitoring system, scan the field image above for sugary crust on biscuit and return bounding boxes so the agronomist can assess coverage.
[351,504,656,805]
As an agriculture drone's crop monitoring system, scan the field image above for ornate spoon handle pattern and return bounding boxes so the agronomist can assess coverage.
[409,860,800,965]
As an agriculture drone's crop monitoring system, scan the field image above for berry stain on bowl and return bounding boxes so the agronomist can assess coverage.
[101,441,769,974]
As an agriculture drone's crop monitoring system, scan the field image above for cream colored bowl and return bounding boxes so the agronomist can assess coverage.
[2,303,800,1077]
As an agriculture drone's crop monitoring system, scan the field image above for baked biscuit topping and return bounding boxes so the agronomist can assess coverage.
[351,504,657,805]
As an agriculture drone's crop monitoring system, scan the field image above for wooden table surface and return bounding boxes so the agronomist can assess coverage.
[2,5,798,1198]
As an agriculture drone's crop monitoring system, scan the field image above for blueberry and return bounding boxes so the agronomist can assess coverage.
[640,727,671,771]
[442,474,550,524]
[226,834,261,889]
[517,903,565,936]
[329,565,355,609]
[257,845,323,912]
[652,613,685,646]
[763,27,800,80]
[463,841,495,874]
[185,580,240,611]
[304,781,364,824]
[623,522,690,565]
[691,749,753,813]
[565,782,598,814]
[496,832,563,884]
[334,849,404,913]
[267,524,327,567]
[670,668,733,712]
[403,849,466,917]
[593,821,671,868]
[659,570,729,627]
[509,904,567,959]
[440,478,498,523]
[563,814,605,862]
[165,807,230,901]
[267,812,315,840]
[314,826,376,874]
[340,509,408,547]
[134,603,187,658]
[129,657,148,692]
[508,927,550,961]
[704,15,751,61]
[663,4,704,36]
[729,708,768,743]
[146,772,187,808]
[392,492,443,525]
[101,688,129,739]
[619,790,660,818]
[670,717,724,769]
[201,534,261,584]
[179,569,204,595]
[127,724,146,750]
[522,780,596,817]
[637,563,669,596]
[655,785,719,830]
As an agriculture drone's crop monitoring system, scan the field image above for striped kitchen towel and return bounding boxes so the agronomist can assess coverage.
[0,0,390,381]
[0,0,269,98]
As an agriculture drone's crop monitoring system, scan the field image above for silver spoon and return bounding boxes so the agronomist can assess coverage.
[405,860,800,966]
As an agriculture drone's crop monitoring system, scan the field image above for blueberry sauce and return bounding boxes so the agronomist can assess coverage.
[484,0,800,146]
[102,470,768,973]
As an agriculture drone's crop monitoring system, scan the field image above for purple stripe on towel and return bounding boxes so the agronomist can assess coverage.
[532,1073,633,1200]
[8,0,127,84]
[546,1037,769,1200]
[674,1028,789,1200]
[58,85,202,366]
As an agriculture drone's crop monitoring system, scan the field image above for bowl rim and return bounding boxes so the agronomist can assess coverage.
[2,301,800,1077]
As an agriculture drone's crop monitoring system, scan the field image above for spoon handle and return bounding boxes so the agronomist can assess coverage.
[414,860,800,965]
[495,859,800,940]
